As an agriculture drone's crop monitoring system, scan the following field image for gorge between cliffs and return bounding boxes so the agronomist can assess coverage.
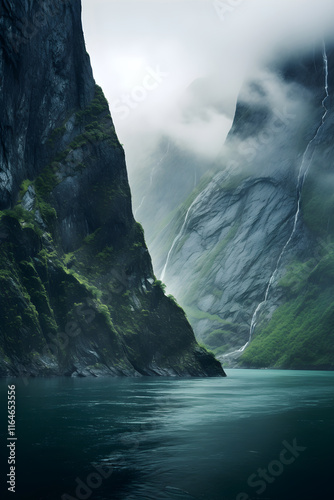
[1,2,334,500]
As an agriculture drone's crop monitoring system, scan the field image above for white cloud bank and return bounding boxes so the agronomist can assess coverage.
[81,0,334,169]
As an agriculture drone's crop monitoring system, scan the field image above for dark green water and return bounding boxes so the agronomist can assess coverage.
[0,370,333,500]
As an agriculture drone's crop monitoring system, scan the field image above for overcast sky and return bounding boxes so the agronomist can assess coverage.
[81,0,334,173]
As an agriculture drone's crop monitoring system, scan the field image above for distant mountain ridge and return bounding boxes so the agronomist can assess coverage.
[144,42,334,370]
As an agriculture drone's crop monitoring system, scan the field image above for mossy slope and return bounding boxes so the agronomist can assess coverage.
[0,81,224,378]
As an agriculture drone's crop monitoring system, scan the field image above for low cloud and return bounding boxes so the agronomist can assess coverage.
[82,0,334,171]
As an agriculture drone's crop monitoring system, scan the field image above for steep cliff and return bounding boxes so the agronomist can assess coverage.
[0,0,224,377]
[149,43,334,370]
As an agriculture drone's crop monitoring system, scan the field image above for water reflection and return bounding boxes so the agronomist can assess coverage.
[0,370,333,499]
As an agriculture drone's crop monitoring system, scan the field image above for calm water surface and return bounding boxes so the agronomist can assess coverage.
[0,370,333,500]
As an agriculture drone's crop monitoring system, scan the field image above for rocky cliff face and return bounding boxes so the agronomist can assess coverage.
[150,43,334,370]
[0,0,224,378]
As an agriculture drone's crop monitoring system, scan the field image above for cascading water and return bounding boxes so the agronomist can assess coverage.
[160,170,233,283]
[227,42,330,358]
[160,198,197,282]
[134,141,170,218]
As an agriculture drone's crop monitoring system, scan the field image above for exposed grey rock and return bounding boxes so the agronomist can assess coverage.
[0,0,225,378]
[146,44,334,365]
[21,185,35,211]
[0,0,95,209]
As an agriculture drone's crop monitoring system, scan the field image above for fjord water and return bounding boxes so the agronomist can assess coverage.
[1,370,333,500]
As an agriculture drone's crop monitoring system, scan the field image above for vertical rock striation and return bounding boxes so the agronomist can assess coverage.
[152,45,334,370]
[0,0,225,377]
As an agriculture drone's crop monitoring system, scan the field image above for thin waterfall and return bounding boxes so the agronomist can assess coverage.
[160,170,232,282]
[160,198,197,282]
[134,141,170,218]
[230,42,330,357]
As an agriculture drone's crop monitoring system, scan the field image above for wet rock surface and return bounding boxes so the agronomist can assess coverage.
[0,1,225,378]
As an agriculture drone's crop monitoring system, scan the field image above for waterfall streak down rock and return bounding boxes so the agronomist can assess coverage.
[230,42,330,357]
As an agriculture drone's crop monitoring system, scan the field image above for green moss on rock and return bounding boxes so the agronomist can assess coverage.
[240,244,334,370]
